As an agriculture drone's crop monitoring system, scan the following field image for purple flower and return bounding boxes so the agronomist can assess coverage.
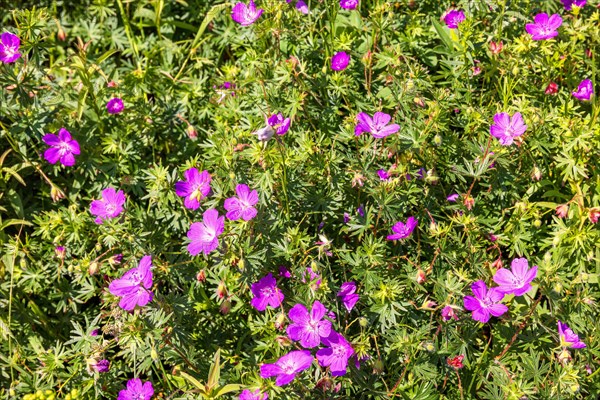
[231,0,263,26]
[572,79,594,101]
[557,321,586,349]
[447,193,459,202]
[441,305,459,321]
[108,255,153,311]
[267,113,291,135]
[295,0,309,14]
[92,359,110,373]
[493,258,537,296]
[331,51,350,71]
[287,301,332,348]
[260,350,313,386]
[316,331,354,376]
[561,0,586,10]
[355,112,400,138]
[0,32,21,63]
[387,216,418,241]
[90,329,99,336]
[490,112,527,146]
[302,267,321,290]
[463,280,508,323]
[525,13,562,41]
[339,0,358,9]
[377,169,390,181]
[42,128,80,167]
[107,97,124,114]
[118,378,154,400]
[444,10,465,29]
[224,184,259,221]
[357,205,365,217]
[337,282,360,311]
[90,188,126,224]
[239,389,268,400]
[250,273,284,311]
[175,168,211,210]
[55,246,66,258]
[343,212,350,224]
[187,208,225,256]
[279,265,291,278]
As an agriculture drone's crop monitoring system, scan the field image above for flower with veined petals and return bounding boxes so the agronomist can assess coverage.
[355,112,400,138]
[187,209,225,256]
[525,13,562,41]
[572,79,594,101]
[0,32,21,63]
[387,216,418,240]
[490,112,527,146]
[557,320,586,349]
[316,331,354,376]
[117,378,154,400]
[250,273,284,311]
[43,128,80,167]
[287,301,332,348]
[260,350,313,386]
[463,280,508,323]
[90,187,126,224]
[175,168,211,210]
[231,0,263,26]
[444,10,465,29]
[493,257,537,296]
[109,255,153,310]
[224,184,259,221]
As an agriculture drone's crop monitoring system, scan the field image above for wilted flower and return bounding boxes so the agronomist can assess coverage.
[557,321,586,349]
[250,273,284,311]
[525,13,562,41]
[109,253,123,265]
[464,195,475,210]
[260,350,314,386]
[447,355,464,370]
[493,258,537,296]
[287,301,332,348]
[545,82,559,95]
[331,51,350,71]
[441,305,459,321]
[224,184,259,221]
[108,255,153,311]
[239,389,268,400]
[386,216,418,241]
[463,280,508,323]
[490,112,527,146]
[55,246,66,258]
[443,10,465,29]
[268,113,291,135]
[337,282,360,311]
[118,378,154,400]
[106,97,124,114]
[355,112,400,138]
[91,359,110,373]
[316,331,355,376]
[572,79,594,101]
[43,128,80,167]
[253,124,275,142]
[489,40,503,54]
[90,187,126,224]
[187,209,225,256]
[339,0,358,9]
[561,0,586,10]
[175,168,211,210]
[0,32,21,63]
[589,207,600,224]
[231,0,263,26]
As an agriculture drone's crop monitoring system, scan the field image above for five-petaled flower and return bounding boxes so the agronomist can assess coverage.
[259,350,314,386]
[339,0,358,9]
[232,0,263,26]
[187,208,225,256]
[490,112,527,146]
[463,280,508,323]
[267,113,291,135]
[43,128,81,167]
[224,184,259,221]
[387,216,418,241]
[107,97,124,114]
[444,10,465,29]
[90,187,126,224]
[337,282,360,312]
[493,257,537,296]
[331,51,350,71]
[0,32,21,63]
[355,112,400,138]
[109,255,153,311]
[316,331,355,376]
[117,378,154,400]
[557,320,586,349]
[525,13,562,41]
[175,168,212,210]
[287,300,332,348]
[250,273,284,311]
[572,79,593,101]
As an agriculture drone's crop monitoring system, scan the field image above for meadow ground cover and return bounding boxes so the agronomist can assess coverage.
[1,0,600,399]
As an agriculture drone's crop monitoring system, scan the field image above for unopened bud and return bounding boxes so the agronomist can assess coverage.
[196,269,206,282]
[274,312,287,330]
[491,258,503,269]
[588,207,600,224]
[57,26,66,41]
[531,166,542,181]
[50,186,65,202]
[464,195,474,210]
[216,281,227,299]
[186,125,197,140]
[275,336,292,346]
[220,300,231,314]
[88,262,99,275]
[359,317,368,327]
[416,269,426,284]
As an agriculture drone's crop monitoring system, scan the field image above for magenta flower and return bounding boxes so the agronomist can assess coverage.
[118,378,154,400]
[447,193,459,202]
[90,188,126,224]
[287,301,332,348]
[557,321,586,349]
[463,280,508,323]
[525,13,562,41]
[355,112,400,138]
[109,255,153,311]
[267,113,290,135]
[490,112,527,146]
[279,265,291,278]
[239,389,268,400]
[493,258,537,296]
[561,0,586,10]
[572,79,594,101]
[107,97,124,114]
[331,51,350,71]
[295,0,309,14]
[175,168,211,210]
[316,331,355,376]
[250,273,284,311]
[339,0,358,9]
[187,208,225,256]
[224,184,259,221]
[232,0,263,26]
[377,169,390,181]
[441,305,459,321]
[92,359,110,373]
[0,32,21,63]
[444,10,465,29]
[387,216,418,241]
[337,282,360,311]
[260,350,313,386]
[42,128,80,167]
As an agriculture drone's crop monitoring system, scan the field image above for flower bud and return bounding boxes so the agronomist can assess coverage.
[373,358,384,374]
[216,281,227,299]
[588,207,600,224]
[491,258,503,269]
[358,317,368,327]
[531,166,542,181]
[557,349,571,365]
[464,195,474,210]
[109,253,123,265]
[196,269,206,282]
[275,335,292,346]
[50,185,65,202]
[55,246,66,259]
[416,269,426,284]
[433,134,442,146]
[88,262,99,275]
[151,348,159,361]
[489,40,503,54]
[274,312,287,330]
[220,300,231,314]
[545,82,558,95]
[186,125,197,140]
[555,204,569,218]
[533,219,542,228]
